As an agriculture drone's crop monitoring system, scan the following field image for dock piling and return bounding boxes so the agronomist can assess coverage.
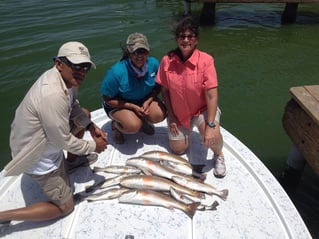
[184,1,318,25]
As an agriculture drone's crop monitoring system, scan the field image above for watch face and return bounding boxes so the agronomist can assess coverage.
[207,121,216,128]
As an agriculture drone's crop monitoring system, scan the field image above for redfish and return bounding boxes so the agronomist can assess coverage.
[141,150,191,166]
[172,175,229,201]
[120,175,205,199]
[119,189,199,218]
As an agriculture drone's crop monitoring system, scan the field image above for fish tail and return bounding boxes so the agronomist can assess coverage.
[219,189,229,201]
[92,166,104,173]
[85,179,106,193]
[210,200,219,210]
[185,202,200,218]
[85,185,97,193]
[73,192,85,202]
[197,200,219,211]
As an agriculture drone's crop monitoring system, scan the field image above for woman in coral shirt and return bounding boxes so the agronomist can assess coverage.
[156,17,226,178]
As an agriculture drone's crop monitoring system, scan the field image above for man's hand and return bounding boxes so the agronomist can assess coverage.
[88,123,108,152]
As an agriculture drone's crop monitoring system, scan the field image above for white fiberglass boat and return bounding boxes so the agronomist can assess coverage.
[0,108,311,239]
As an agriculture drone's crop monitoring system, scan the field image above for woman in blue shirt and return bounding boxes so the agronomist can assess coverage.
[101,33,166,144]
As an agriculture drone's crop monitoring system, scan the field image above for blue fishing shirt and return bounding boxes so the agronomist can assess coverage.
[100,56,159,104]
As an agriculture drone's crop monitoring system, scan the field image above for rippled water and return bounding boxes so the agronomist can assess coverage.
[0,1,318,237]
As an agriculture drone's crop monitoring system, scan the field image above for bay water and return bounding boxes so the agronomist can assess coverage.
[1,1,318,237]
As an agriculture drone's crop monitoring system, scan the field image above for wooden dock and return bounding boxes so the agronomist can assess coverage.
[184,0,319,24]
[283,85,319,176]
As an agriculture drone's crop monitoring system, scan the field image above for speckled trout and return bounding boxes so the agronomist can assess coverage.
[118,189,199,218]
[120,175,205,199]
[172,175,229,201]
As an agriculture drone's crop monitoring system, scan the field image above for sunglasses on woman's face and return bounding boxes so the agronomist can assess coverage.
[132,48,149,56]
[178,34,196,40]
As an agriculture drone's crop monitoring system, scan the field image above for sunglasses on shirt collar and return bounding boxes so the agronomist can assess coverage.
[58,57,91,72]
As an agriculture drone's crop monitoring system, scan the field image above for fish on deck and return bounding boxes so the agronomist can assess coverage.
[119,175,205,199]
[126,157,189,180]
[169,187,219,211]
[172,175,229,201]
[86,187,132,202]
[141,151,191,166]
[93,165,141,174]
[118,189,199,218]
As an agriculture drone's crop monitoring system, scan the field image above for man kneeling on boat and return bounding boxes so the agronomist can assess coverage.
[0,41,108,232]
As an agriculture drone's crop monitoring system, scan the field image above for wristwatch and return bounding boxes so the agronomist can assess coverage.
[207,121,216,128]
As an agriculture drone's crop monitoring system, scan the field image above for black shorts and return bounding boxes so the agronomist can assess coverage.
[102,98,145,117]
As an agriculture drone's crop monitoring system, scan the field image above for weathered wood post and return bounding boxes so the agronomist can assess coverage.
[282,86,319,176]
[184,0,192,15]
[281,3,299,24]
[199,2,216,25]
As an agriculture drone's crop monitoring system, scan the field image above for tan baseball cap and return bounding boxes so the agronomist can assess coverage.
[57,41,96,68]
[126,33,150,53]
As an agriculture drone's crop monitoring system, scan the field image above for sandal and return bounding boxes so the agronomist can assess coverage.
[0,220,11,234]
[111,120,125,144]
[141,120,155,135]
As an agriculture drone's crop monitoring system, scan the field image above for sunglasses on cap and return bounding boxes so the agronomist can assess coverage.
[58,57,91,72]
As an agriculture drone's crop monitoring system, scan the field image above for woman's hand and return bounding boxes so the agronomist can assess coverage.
[168,114,180,137]
[203,126,218,148]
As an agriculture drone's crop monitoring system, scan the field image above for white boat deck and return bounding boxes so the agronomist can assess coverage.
[0,109,311,239]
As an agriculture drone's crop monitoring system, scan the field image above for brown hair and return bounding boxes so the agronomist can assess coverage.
[173,16,200,39]
[168,16,200,60]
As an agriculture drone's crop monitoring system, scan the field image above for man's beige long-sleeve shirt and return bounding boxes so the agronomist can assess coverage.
[4,66,96,176]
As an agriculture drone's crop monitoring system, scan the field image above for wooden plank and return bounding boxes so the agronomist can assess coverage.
[289,85,319,125]
[283,99,319,176]
[191,0,319,3]
[305,85,319,102]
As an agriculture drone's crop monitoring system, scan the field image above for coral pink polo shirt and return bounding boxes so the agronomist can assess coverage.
[156,49,218,128]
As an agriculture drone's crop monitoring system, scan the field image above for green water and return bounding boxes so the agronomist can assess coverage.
[1,1,318,237]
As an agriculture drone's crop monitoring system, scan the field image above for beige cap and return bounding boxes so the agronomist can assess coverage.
[126,33,150,53]
[57,41,96,68]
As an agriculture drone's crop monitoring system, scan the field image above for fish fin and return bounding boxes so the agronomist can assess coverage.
[210,200,219,210]
[186,202,200,218]
[85,185,97,193]
[196,204,205,211]
[197,200,219,211]
[93,166,104,173]
[220,189,229,201]
[85,179,106,193]
[73,192,85,203]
